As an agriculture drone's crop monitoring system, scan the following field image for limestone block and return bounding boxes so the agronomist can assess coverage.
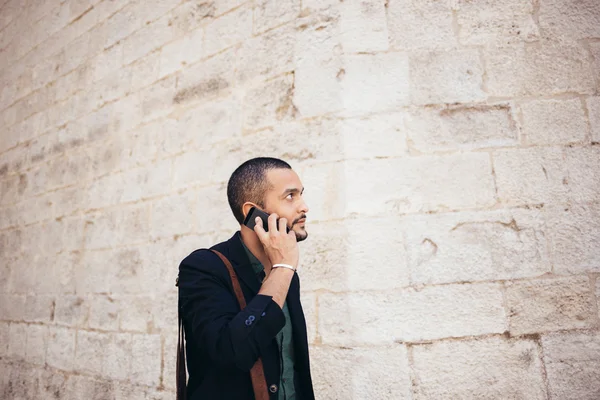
[520,99,588,145]
[341,112,408,159]
[345,153,496,215]
[299,291,317,344]
[131,334,162,386]
[165,94,242,154]
[163,331,178,390]
[0,323,6,356]
[150,189,196,239]
[108,246,156,295]
[122,15,177,66]
[387,0,456,50]
[293,10,343,118]
[74,329,110,375]
[505,276,596,335]
[539,0,600,42]
[175,48,235,105]
[493,147,569,205]
[8,323,27,360]
[151,292,177,333]
[0,294,24,322]
[564,146,600,203]
[342,52,410,116]
[91,42,124,83]
[158,28,203,79]
[204,5,252,57]
[542,331,600,400]
[24,325,47,366]
[139,75,178,123]
[103,333,132,380]
[46,326,75,371]
[166,1,215,36]
[130,51,161,92]
[36,368,68,399]
[196,184,237,235]
[485,43,595,97]
[546,203,600,275]
[591,43,600,92]
[253,0,300,35]
[54,295,89,327]
[404,207,550,285]
[310,345,412,400]
[236,24,295,85]
[587,96,600,142]
[242,73,295,130]
[23,294,54,323]
[339,0,388,53]
[64,375,115,400]
[299,218,410,292]
[412,336,546,399]
[410,50,485,105]
[405,103,518,152]
[83,204,150,250]
[119,295,154,332]
[457,0,539,45]
[319,283,505,345]
[88,294,120,331]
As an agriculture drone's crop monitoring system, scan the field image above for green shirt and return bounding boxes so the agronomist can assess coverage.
[242,243,296,400]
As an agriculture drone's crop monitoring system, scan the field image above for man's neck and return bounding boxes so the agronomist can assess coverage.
[240,226,272,273]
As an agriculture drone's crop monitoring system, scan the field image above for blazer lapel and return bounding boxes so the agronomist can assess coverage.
[226,231,262,295]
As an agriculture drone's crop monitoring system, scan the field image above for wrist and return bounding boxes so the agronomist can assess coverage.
[272,263,296,272]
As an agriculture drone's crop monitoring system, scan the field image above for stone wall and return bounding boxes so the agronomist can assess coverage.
[1,0,599,399]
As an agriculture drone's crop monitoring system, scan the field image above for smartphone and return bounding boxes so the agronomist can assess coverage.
[243,206,290,233]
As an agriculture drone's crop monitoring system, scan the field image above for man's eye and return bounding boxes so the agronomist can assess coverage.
[286,193,293,199]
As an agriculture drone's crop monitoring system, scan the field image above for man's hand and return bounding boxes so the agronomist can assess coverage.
[253,213,299,268]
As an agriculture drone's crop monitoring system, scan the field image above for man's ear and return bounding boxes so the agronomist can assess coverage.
[241,202,259,221]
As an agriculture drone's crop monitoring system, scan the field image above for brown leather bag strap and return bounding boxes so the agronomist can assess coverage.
[176,278,187,400]
[211,249,270,400]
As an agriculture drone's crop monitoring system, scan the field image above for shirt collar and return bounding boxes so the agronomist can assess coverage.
[240,240,265,279]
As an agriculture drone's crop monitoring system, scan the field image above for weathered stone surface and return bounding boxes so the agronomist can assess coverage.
[412,336,547,399]
[539,0,600,42]
[519,98,588,145]
[542,331,600,400]
[254,0,300,34]
[319,283,505,344]
[404,207,550,285]
[546,203,600,275]
[342,52,410,115]
[311,345,412,399]
[339,0,388,53]
[485,43,596,97]
[493,147,569,205]
[505,276,597,335]
[457,0,539,45]
[410,50,485,105]
[345,153,496,215]
[387,0,456,50]
[405,103,518,152]
[588,96,600,142]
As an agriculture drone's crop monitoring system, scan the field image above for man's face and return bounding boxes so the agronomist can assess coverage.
[262,168,309,242]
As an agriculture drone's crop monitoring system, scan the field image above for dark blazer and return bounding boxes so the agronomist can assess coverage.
[178,232,315,400]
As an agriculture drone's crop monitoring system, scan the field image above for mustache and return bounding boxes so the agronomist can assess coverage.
[292,214,307,225]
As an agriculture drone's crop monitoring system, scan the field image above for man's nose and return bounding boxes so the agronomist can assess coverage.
[299,199,309,214]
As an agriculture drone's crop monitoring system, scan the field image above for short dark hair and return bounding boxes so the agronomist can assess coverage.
[227,157,292,224]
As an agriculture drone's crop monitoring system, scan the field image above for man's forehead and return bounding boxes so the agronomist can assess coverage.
[265,168,303,190]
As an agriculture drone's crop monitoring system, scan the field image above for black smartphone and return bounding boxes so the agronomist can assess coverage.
[243,207,290,233]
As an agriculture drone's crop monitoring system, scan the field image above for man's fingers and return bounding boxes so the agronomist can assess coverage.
[278,217,288,233]
[268,213,279,234]
[253,217,268,241]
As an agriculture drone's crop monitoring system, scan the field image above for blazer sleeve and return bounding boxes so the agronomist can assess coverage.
[178,249,286,371]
